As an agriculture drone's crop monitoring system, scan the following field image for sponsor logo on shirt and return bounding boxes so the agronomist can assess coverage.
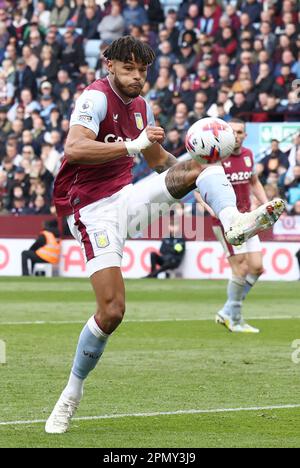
[79,115,92,122]
[104,133,132,143]
[227,171,252,183]
[80,99,94,112]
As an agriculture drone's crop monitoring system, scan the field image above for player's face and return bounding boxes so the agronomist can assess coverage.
[108,59,148,98]
[229,122,247,152]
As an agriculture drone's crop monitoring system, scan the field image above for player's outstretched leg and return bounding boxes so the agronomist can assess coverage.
[45,267,125,434]
[224,199,285,246]
[164,161,285,243]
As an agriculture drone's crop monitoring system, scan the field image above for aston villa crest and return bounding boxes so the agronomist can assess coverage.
[244,156,252,168]
[94,231,110,249]
[134,113,144,130]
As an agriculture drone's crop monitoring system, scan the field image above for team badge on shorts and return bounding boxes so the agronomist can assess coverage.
[134,113,144,130]
[244,156,252,168]
[94,231,110,248]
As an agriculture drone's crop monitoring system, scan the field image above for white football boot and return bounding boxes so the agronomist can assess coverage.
[45,394,79,434]
[225,198,285,246]
[215,310,260,334]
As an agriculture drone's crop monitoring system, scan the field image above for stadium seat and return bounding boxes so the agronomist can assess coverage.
[84,39,102,69]
[161,0,182,14]
[32,263,53,277]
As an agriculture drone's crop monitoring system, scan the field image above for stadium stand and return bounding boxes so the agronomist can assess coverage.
[0,0,299,217]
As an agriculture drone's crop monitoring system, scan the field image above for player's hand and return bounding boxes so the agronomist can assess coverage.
[145,125,165,145]
[125,126,165,155]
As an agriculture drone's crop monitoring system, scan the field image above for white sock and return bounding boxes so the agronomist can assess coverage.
[219,206,240,232]
[62,372,84,403]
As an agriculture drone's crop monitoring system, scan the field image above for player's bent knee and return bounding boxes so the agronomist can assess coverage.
[232,259,248,278]
[251,266,264,276]
[96,297,125,328]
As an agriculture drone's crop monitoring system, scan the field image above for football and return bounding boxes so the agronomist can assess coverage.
[185,117,236,164]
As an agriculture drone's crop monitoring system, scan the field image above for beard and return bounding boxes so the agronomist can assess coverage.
[114,75,143,98]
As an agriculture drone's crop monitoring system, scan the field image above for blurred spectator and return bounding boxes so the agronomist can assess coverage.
[145,218,185,278]
[257,139,290,184]
[40,94,56,126]
[255,63,274,95]
[28,30,44,59]
[44,28,62,61]
[37,45,59,84]
[207,88,233,117]
[29,193,51,214]
[56,86,72,119]
[14,58,37,98]
[40,141,62,177]
[214,26,238,59]
[123,0,148,32]
[21,219,61,275]
[35,1,51,30]
[277,91,300,122]
[241,0,262,23]
[285,166,300,207]
[188,101,207,124]
[230,92,252,117]
[19,0,33,23]
[199,3,220,37]
[0,71,14,108]
[147,0,164,28]
[0,21,9,62]
[69,0,85,28]
[257,21,277,56]
[22,44,39,74]
[10,9,27,43]
[177,42,197,73]
[164,128,185,158]
[10,195,31,215]
[50,0,70,28]
[60,30,85,76]
[53,69,76,99]
[81,5,101,40]
[98,2,125,43]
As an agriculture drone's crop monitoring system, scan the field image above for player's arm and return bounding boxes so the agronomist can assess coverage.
[250,174,269,204]
[142,143,178,173]
[65,125,164,165]
[65,125,129,164]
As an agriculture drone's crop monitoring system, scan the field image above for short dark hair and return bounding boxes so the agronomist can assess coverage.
[229,118,246,125]
[103,36,155,65]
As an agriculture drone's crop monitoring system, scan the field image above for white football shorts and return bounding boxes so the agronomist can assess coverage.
[67,171,177,276]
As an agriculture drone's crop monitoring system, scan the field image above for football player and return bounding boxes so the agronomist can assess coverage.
[45,37,284,433]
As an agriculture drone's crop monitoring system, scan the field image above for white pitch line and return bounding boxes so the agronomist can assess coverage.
[1,404,300,427]
[0,316,299,326]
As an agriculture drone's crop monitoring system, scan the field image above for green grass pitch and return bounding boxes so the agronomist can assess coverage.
[0,277,299,448]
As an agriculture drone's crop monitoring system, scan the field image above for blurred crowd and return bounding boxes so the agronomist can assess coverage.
[0,0,299,217]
